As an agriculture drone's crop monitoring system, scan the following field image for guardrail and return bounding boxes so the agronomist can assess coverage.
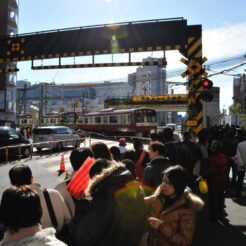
[0,137,87,164]
[0,132,152,164]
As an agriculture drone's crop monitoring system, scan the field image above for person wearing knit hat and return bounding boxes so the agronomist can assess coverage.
[119,138,127,155]
[144,165,204,246]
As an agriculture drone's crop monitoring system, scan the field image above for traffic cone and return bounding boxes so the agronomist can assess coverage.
[64,172,71,181]
[58,153,66,176]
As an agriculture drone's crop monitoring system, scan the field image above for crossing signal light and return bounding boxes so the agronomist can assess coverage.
[202,78,213,89]
[201,78,213,102]
[201,91,213,102]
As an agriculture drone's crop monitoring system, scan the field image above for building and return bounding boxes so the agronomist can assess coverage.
[128,57,170,125]
[204,87,220,127]
[0,0,18,125]
[233,74,246,108]
[16,80,133,124]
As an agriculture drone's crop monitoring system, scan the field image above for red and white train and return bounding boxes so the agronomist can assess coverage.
[76,107,157,137]
[18,108,157,137]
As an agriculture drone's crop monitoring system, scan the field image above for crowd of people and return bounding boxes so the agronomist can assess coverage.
[16,126,32,139]
[0,124,245,246]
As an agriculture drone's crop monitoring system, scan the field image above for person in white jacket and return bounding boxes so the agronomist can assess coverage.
[232,139,246,197]
[0,186,67,246]
[8,164,71,232]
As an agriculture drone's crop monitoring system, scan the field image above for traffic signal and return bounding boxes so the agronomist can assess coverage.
[201,78,213,102]
[202,78,213,89]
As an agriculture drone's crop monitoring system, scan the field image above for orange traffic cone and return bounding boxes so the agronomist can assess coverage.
[64,172,71,181]
[58,153,66,176]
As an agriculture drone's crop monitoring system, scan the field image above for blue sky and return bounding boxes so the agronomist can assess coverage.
[17,0,246,110]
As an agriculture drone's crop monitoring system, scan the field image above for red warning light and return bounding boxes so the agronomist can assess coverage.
[202,78,213,89]
[203,80,209,87]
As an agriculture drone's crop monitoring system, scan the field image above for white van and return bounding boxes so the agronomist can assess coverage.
[32,126,80,152]
[165,123,176,131]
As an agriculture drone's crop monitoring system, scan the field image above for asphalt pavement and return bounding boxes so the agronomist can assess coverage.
[192,187,246,246]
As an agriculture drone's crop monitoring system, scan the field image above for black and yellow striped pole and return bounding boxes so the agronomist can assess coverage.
[181,25,207,135]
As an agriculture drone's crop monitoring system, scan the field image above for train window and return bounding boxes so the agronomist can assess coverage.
[136,111,144,123]
[90,117,93,124]
[95,117,101,124]
[50,119,56,124]
[103,116,107,124]
[109,115,118,123]
[146,110,156,122]
[85,118,88,124]
[120,114,126,124]
[127,115,132,124]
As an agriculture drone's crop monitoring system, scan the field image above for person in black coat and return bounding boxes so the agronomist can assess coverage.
[142,141,170,195]
[70,159,146,246]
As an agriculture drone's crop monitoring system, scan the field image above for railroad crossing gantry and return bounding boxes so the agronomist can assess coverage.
[0,17,207,134]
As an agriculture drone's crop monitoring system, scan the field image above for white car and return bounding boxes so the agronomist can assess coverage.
[32,126,80,152]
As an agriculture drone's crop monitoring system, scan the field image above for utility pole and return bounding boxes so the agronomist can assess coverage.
[71,101,78,129]
[80,92,86,113]
[39,85,43,125]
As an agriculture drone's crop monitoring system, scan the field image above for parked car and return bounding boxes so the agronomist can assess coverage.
[32,126,81,152]
[0,126,31,159]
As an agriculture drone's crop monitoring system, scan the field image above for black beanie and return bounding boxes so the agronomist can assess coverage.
[164,165,188,196]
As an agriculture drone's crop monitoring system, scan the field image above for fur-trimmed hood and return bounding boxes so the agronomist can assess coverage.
[0,227,66,246]
[84,161,133,200]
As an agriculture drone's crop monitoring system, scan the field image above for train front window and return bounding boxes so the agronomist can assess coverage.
[146,110,156,122]
[136,109,156,123]
[136,111,144,123]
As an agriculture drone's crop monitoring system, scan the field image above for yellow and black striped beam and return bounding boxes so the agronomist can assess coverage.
[0,68,19,74]
[31,60,167,70]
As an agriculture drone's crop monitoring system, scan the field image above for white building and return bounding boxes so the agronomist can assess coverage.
[128,57,169,125]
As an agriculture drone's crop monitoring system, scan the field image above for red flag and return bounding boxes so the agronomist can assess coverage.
[67,157,95,200]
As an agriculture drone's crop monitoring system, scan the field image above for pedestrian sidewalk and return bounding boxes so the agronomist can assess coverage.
[192,188,246,246]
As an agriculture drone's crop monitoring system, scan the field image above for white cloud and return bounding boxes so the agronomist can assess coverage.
[203,22,246,59]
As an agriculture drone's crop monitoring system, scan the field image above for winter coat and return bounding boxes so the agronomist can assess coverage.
[232,140,246,172]
[55,179,75,217]
[71,161,146,246]
[144,190,204,246]
[207,153,228,192]
[30,183,71,231]
[0,225,67,246]
[142,156,170,191]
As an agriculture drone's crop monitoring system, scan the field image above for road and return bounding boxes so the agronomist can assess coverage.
[0,137,245,245]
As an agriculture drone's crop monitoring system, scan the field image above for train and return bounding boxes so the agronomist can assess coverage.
[17,108,157,137]
[76,107,157,137]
